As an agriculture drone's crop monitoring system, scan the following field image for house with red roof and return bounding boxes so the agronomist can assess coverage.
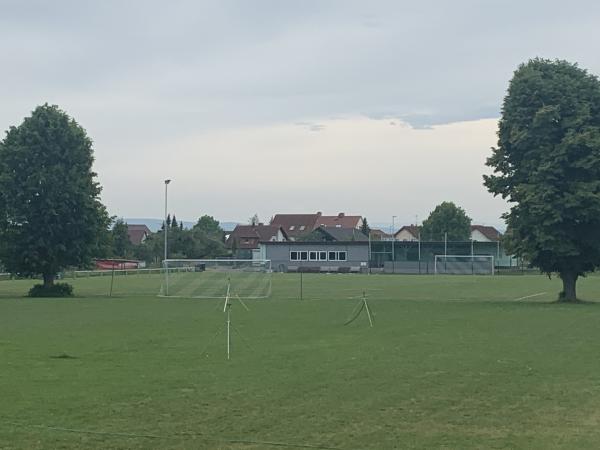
[127,224,151,245]
[270,213,322,240]
[470,225,502,242]
[226,224,288,257]
[270,212,364,240]
[394,225,420,241]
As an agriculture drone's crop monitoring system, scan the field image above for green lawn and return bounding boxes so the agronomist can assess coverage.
[2,273,600,449]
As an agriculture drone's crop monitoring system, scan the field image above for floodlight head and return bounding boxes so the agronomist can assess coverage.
[164,179,171,185]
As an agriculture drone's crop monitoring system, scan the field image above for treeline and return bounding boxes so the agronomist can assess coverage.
[108,215,229,264]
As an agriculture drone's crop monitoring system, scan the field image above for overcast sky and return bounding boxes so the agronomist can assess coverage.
[2,1,600,229]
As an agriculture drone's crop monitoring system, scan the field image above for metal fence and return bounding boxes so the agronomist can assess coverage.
[369,240,523,274]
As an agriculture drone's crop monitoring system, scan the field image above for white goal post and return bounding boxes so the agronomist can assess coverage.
[434,255,495,275]
[160,259,272,298]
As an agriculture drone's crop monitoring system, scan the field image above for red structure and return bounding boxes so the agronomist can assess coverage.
[95,259,141,270]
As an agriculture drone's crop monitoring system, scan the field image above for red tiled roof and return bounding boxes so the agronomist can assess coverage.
[127,224,151,245]
[369,228,391,239]
[471,225,502,241]
[227,224,286,249]
[270,214,321,238]
[316,213,362,229]
[394,225,420,239]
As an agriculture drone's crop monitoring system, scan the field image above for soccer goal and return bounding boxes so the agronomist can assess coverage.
[434,255,495,275]
[159,259,272,298]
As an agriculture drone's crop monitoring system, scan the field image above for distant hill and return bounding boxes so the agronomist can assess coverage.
[123,218,239,233]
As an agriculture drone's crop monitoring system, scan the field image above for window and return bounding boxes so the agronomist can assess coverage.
[289,225,295,231]
[338,251,347,261]
[300,251,308,261]
[309,251,318,261]
[319,251,327,261]
[299,225,305,231]
[328,251,337,261]
[290,251,299,261]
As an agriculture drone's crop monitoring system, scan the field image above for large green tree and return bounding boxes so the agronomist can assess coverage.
[194,215,223,239]
[421,201,471,241]
[111,218,132,258]
[134,215,227,264]
[485,59,600,301]
[0,104,110,288]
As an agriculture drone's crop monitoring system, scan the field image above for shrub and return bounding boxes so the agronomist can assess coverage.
[28,282,74,298]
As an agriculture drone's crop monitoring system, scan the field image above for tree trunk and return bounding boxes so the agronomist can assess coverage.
[559,271,578,302]
[43,273,55,289]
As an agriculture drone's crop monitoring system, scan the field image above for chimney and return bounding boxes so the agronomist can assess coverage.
[316,211,322,217]
[338,212,345,218]
[258,223,264,226]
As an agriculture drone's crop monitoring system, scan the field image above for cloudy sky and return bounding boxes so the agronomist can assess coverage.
[2,1,600,229]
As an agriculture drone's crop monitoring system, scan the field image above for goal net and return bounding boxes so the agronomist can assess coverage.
[160,259,272,298]
[434,255,495,275]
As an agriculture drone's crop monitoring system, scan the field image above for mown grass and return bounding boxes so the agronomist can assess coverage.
[1,273,600,449]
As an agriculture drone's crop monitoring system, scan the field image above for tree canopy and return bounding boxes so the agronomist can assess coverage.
[421,202,471,241]
[110,218,132,259]
[0,104,110,288]
[133,215,227,263]
[360,217,370,236]
[249,214,260,226]
[484,58,600,301]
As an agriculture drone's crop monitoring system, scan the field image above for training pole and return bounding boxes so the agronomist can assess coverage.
[363,290,373,327]
[109,264,115,297]
[223,279,231,312]
[226,303,231,360]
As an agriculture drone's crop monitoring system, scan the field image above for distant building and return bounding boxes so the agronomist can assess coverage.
[127,224,151,245]
[227,224,287,258]
[369,228,392,241]
[259,240,369,273]
[270,212,364,240]
[470,225,502,242]
[304,226,369,242]
[270,213,322,240]
[395,225,420,241]
[392,224,502,242]
[315,212,363,229]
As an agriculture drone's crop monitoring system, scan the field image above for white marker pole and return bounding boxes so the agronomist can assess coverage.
[363,290,373,327]
[226,304,231,360]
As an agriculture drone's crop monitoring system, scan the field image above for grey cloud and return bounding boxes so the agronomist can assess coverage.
[3,0,600,135]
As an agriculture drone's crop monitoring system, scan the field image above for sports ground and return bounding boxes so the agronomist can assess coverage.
[2,273,600,449]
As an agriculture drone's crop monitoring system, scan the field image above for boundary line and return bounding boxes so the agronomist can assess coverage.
[513,292,547,301]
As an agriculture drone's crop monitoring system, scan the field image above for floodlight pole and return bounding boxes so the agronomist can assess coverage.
[164,179,171,295]
[164,179,171,261]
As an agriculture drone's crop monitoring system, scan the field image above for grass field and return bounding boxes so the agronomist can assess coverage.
[2,273,600,449]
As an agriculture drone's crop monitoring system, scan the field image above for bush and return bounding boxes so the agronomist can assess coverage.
[28,282,74,298]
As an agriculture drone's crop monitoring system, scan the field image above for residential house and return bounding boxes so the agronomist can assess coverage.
[470,225,502,242]
[270,212,364,240]
[315,212,363,229]
[270,213,322,240]
[227,224,287,258]
[304,226,369,242]
[127,224,151,245]
[394,225,420,241]
[369,229,392,241]
[393,224,502,242]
